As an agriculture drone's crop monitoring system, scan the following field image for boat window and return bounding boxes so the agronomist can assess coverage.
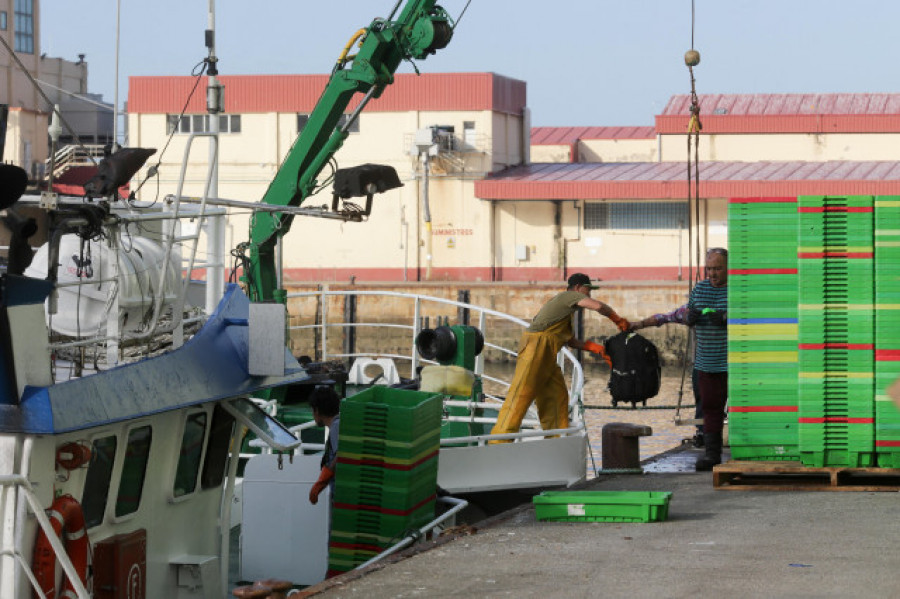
[201,404,236,489]
[221,398,301,452]
[173,412,208,498]
[81,436,117,528]
[115,425,152,517]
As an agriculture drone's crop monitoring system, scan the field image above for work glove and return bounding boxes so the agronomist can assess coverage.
[704,308,727,327]
[608,313,630,332]
[686,307,702,326]
[583,340,612,367]
[309,465,334,505]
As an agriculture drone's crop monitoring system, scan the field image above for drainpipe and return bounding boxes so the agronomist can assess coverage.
[421,152,433,281]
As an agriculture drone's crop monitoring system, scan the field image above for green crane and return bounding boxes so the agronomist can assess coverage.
[239,1,455,303]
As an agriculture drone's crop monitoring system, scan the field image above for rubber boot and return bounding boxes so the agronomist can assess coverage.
[694,431,722,471]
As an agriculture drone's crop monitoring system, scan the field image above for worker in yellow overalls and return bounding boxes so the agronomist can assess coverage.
[490,273,630,442]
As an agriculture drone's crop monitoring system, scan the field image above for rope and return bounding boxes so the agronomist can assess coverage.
[677,0,703,427]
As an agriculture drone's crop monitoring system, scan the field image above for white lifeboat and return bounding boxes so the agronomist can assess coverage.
[25,234,180,337]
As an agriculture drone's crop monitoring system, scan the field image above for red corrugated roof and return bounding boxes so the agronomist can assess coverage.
[531,126,655,145]
[128,72,526,115]
[657,93,900,134]
[475,160,900,200]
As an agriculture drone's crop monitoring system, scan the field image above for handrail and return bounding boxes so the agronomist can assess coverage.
[0,475,90,599]
[354,496,469,570]
[284,288,586,431]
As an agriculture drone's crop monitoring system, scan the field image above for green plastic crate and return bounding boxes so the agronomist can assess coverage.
[533,491,672,523]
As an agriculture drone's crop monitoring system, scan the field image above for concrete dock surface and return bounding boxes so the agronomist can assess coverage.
[305,452,900,598]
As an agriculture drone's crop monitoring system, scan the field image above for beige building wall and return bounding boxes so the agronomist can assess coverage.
[492,198,727,278]
[530,144,570,163]
[660,132,900,162]
[578,138,657,162]
[128,104,521,278]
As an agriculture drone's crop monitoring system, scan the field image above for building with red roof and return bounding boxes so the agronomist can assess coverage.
[126,75,900,283]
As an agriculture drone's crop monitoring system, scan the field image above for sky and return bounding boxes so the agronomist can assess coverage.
[39,1,900,127]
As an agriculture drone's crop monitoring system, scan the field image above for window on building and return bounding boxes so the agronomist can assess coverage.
[82,436,117,528]
[463,120,476,148]
[173,412,208,498]
[1,11,8,30]
[115,425,152,517]
[200,405,235,489]
[297,113,359,134]
[584,201,689,230]
[166,113,241,135]
[14,0,33,54]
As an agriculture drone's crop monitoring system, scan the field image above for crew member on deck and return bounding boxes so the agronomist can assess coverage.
[490,273,630,441]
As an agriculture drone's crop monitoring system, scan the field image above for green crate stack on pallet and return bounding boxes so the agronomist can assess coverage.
[874,196,900,466]
[728,197,801,460]
[797,195,875,467]
[327,387,442,576]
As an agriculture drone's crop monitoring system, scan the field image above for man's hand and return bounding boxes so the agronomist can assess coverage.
[609,313,630,332]
[583,340,612,367]
[309,466,334,505]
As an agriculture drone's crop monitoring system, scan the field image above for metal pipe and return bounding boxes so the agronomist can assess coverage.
[440,425,585,447]
[0,475,90,599]
[12,437,33,595]
[355,496,469,569]
[220,422,245,595]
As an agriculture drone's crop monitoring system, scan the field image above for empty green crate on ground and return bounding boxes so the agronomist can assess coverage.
[532,491,672,523]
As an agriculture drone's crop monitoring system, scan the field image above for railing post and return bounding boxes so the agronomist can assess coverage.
[343,294,357,359]
[456,289,470,325]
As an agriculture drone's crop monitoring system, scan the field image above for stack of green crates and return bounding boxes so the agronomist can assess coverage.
[728,197,800,460]
[797,195,875,467]
[874,196,900,466]
[327,387,442,576]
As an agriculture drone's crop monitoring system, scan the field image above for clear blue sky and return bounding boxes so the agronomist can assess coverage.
[40,1,900,127]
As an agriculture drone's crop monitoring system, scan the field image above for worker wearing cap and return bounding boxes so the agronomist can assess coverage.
[490,273,630,441]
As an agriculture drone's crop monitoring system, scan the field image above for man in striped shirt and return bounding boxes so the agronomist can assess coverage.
[632,248,728,470]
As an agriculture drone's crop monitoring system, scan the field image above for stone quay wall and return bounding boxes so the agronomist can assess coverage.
[283,280,694,369]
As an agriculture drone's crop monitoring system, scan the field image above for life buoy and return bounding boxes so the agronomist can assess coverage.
[32,494,90,599]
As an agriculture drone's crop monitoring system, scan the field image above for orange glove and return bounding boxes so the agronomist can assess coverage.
[309,466,334,505]
[609,313,630,332]
[583,341,612,367]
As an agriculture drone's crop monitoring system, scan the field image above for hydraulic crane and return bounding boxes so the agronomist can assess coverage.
[239,1,455,303]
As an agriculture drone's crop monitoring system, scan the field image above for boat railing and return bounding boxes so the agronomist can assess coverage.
[285,289,586,440]
[15,194,227,372]
[0,474,90,599]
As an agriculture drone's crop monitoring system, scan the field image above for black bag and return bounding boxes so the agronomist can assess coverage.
[603,331,661,407]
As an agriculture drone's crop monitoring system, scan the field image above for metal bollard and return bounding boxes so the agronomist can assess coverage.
[601,422,652,472]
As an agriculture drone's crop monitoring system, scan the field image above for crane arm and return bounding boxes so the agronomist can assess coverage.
[242,1,453,302]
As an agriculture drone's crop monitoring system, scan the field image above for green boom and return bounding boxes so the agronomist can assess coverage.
[241,1,453,303]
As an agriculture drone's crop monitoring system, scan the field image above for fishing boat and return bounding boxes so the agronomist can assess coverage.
[0,1,593,594]
[0,180,589,596]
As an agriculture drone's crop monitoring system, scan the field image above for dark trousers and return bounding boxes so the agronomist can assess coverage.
[696,370,728,434]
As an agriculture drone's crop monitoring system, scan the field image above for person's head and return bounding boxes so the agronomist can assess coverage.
[309,385,341,425]
[705,248,728,287]
[567,273,599,296]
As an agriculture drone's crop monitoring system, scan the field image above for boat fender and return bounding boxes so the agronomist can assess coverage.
[32,494,90,599]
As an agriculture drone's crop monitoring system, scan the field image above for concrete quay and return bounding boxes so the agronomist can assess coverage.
[304,450,900,598]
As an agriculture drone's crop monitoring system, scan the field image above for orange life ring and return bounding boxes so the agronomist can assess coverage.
[32,494,89,599]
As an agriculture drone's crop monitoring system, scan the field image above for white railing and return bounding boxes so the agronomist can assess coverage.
[284,289,586,438]
[0,474,90,599]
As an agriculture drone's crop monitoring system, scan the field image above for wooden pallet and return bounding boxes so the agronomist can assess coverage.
[713,461,900,491]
